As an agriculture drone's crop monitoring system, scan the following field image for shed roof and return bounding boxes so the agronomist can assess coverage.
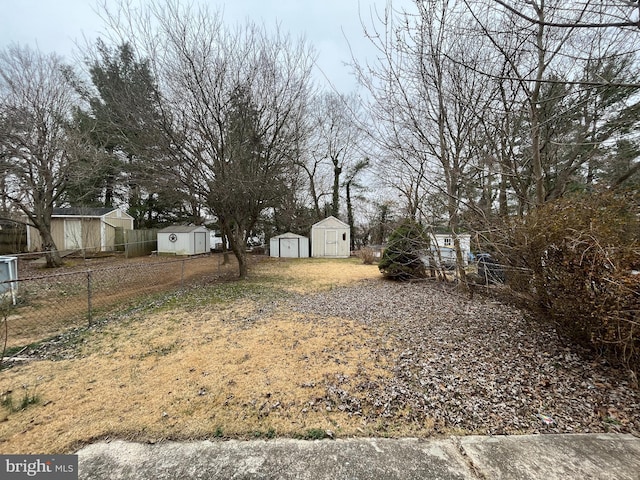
[312,216,349,229]
[432,232,471,238]
[159,225,208,234]
[271,232,308,239]
[52,207,119,217]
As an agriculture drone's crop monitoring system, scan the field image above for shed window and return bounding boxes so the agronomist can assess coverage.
[342,232,346,241]
[444,237,452,246]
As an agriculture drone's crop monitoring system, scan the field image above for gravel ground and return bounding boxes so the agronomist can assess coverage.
[290,279,640,436]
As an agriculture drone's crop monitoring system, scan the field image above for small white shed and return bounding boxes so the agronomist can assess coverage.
[311,216,350,258]
[158,225,210,256]
[270,232,309,258]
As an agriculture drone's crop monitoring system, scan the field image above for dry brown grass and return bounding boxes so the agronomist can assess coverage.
[0,258,432,453]
[6,254,239,348]
[251,257,381,293]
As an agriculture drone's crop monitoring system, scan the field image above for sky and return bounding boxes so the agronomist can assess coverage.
[0,0,412,93]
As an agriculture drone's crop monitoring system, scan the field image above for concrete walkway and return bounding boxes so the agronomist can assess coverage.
[77,433,640,479]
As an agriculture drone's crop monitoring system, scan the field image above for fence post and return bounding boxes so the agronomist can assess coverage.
[87,270,93,326]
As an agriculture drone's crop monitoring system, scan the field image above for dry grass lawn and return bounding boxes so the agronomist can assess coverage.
[6,254,240,348]
[251,257,381,293]
[0,258,432,453]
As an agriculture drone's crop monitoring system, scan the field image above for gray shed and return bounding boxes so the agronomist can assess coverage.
[270,232,309,258]
[157,225,210,255]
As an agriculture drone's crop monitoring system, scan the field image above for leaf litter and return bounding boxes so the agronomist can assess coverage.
[290,279,640,436]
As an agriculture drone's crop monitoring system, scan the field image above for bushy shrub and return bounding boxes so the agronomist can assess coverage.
[378,220,429,280]
[506,190,640,374]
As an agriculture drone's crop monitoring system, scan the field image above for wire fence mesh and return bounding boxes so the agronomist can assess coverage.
[0,253,242,352]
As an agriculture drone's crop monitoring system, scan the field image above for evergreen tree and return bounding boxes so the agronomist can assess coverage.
[378,220,429,280]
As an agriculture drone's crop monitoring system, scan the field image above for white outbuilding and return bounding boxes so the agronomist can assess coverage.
[311,216,350,258]
[430,232,472,266]
[269,232,310,258]
[157,225,210,256]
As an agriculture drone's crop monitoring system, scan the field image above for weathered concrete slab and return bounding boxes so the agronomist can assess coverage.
[77,434,640,480]
[459,433,640,480]
[78,437,473,480]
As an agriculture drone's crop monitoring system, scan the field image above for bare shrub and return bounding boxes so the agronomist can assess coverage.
[357,247,377,265]
[505,190,640,375]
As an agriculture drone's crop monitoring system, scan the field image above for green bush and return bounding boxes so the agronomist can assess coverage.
[506,190,640,374]
[378,220,429,280]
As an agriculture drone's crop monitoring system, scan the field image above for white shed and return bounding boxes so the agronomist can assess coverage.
[158,225,210,256]
[270,232,309,258]
[311,216,350,258]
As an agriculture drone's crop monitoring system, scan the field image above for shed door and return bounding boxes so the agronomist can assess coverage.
[194,232,206,253]
[64,220,82,249]
[325,230,338,257]
[280,238,299,258]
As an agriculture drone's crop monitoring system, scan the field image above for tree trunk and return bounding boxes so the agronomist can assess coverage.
[331,159,342,218]
[222,233,230,265]
[532,7,547,207]
[308,175,322,220]
[229,236,248,279]
[39,227,63,268]
[499,172,508,217]
[448,205,467,285]
[346,181,355,251]
[531,104,545,207]
[223,223,249,279]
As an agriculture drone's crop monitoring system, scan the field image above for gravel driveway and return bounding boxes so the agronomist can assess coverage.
[290,278,640,436]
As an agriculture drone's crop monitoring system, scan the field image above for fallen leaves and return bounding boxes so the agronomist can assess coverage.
[291,279,640,436]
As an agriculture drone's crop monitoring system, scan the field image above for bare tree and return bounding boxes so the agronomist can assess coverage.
[99,1,315,278]
[343,157,370,250]
[294,131,332,221]
[309,92,361,219]
[355,1,491,280]
[491,0,640,29]
[464,0,640,207]
[0,45,78,267]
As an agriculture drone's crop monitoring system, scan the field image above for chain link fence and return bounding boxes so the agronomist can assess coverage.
[0,253,243,353]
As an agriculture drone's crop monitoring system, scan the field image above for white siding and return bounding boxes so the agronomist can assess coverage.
[431,233,471,266]
[269,233,309,258]
[157,226,210,255]
[311,216,350,258]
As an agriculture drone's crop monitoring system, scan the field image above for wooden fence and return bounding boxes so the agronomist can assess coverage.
[121,228,158,258]
[0,224,27,254]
